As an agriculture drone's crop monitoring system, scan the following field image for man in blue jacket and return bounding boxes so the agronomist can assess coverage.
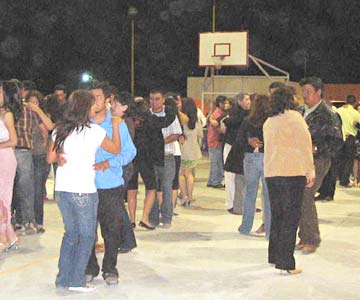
[85,81,136,285]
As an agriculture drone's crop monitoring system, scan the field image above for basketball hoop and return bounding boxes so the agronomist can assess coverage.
[212,55,225,70]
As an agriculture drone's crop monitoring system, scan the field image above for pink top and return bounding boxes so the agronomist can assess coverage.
[263,110,315,178]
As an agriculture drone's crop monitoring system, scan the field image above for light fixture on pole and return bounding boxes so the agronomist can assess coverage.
[80,71,93,83]
[128,6,138,96]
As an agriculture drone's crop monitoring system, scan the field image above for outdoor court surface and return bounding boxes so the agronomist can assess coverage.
[0,157,359,300]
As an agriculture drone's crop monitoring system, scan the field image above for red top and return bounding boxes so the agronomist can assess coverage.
[207,107,223,148]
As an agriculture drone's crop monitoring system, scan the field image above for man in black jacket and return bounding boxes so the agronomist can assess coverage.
[297,77,343,254]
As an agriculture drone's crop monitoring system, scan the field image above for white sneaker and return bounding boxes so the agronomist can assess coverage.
[68,284,96,293]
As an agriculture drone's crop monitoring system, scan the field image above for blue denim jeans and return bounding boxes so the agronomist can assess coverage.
[13,149,35,224]
[149,155,176,225]
[207,146,224,186]
[55,191,98,288]
[239,153,271,239]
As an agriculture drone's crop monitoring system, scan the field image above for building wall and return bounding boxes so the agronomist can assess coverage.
[324,84,360,101]
[187,76,360,115]
[187,75,301,114]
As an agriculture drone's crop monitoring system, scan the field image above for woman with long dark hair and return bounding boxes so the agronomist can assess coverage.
[47,89,122,292]
[264,87,314,275]
[238,95,271,239]
[178,97,203,206]
[0,80,21,254]
[25,90,53,233]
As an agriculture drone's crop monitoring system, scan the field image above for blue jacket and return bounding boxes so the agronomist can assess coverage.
[94,111,137,189]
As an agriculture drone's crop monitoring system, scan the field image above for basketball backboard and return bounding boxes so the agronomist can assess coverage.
[199,31,248,68]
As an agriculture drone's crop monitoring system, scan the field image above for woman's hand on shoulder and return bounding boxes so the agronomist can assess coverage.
[111,115,123,126]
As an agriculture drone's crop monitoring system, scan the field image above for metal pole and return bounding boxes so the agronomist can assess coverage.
[131,18,135,96]
[212,0,216,33]
[211,0,216,110]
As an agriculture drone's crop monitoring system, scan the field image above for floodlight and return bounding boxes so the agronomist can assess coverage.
[81,72,92,83]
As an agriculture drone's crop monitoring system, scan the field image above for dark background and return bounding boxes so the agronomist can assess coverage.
[0,0,359,95]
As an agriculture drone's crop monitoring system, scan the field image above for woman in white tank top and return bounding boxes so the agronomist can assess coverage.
[47,89,122,292]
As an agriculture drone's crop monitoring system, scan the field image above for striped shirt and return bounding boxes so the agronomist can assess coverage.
[15,106,42,149]
[151,106,182,155]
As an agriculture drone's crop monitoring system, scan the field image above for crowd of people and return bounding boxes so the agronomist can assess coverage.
[0,76,358,291]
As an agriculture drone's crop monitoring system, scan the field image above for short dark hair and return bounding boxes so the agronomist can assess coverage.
[113,91,134,117]
[87,80,111,99]
[232,93,248,103]
[267,87,297,117]
[114,91,133,106]
[54,84,67,93]
[215,95,227,107]
[269,81,285,91]
[164,91,180,100]
[299,76,323,92]
[21,80,36,91]
[346,95,357,105]
[108,85,119,96]
[149,88,165,96]
[25,90,44,102]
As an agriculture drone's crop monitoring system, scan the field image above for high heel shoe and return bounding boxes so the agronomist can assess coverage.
[280,269,302,275]
[138,221,155,230]
[6,239,19,252]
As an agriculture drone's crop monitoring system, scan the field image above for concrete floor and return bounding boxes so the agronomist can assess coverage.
[1,158,360,300]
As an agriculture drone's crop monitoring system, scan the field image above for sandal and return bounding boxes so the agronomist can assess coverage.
[6,238,19,251]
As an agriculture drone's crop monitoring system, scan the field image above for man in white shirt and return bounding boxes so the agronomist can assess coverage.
[148,89,182,228]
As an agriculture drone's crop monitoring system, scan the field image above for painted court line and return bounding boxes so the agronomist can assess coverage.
[0,256,58,276]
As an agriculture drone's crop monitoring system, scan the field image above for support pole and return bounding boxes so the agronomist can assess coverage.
[131,18,135,96]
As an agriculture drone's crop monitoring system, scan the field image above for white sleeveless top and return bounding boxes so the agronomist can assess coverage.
[0,116,10,142]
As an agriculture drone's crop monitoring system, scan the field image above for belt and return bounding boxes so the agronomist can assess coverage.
[15,146,30,151]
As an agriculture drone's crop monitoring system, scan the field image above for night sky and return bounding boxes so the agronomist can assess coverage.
[0,0,359,96]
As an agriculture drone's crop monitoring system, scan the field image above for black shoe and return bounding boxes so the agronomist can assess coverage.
[315,195,326,201]
[228,208,241,215]
[118,247,132,254]
[255,208,262,213]
[138,221,156,230]
[322,196,334,202]
[213,184,225,189]
[131,222,136,228]
[103,273,118,285]
[340,184,352,188]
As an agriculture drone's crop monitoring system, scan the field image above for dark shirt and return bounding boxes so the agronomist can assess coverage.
[299,102,343,159]
[47,100,66,124]
[133,106,176,166]
[237,117,264,153]
[223,105,249,145]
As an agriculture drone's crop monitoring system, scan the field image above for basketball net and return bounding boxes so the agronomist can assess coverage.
[212,55,225,70]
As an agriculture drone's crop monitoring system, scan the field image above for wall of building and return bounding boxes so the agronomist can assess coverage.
[187,75,301,114]
[324,84,360,101]
[187,76,360,115]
